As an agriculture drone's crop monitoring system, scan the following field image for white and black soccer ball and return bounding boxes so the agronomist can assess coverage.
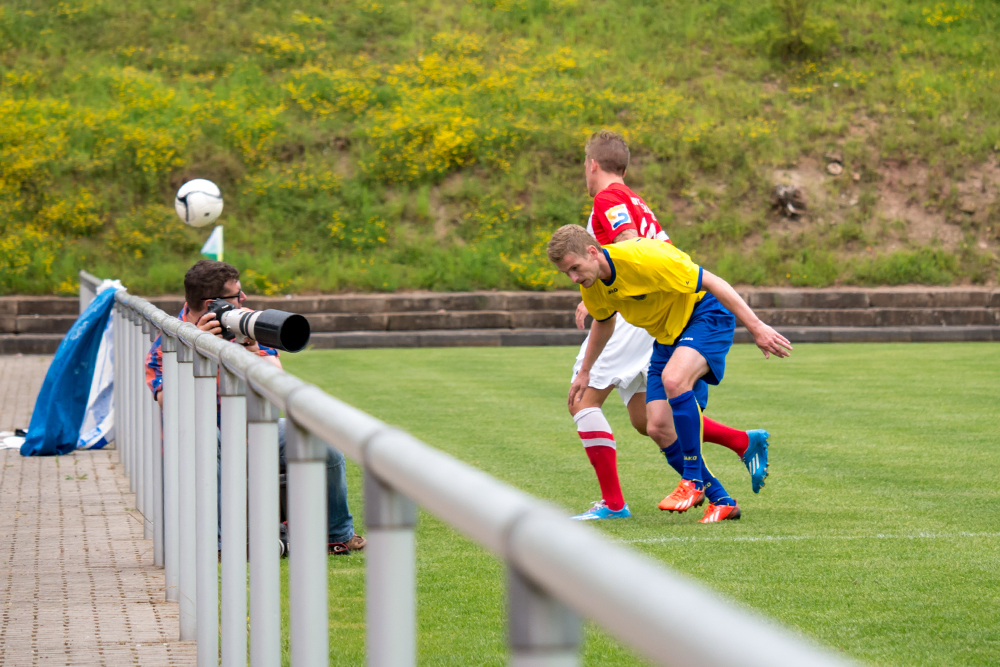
[174,179,224,227]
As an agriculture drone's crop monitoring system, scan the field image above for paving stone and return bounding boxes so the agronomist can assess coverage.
[0,355,195,666]
[387,310,513,331]
[305,312,388,332]
[502,292,582,311]
[0,297,78,316]
[0,335,64,355]
[309,328,590,349]
[737,326,1000,343]
[0,299,17,316]
[756,308,877,327]
[509,310,577,329]
[15,315,77,335]
[499,329,588,347]
[7,288,1000,357]
[757,307,1000,327]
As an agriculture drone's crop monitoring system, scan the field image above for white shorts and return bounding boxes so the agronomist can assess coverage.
[571,315,655,407]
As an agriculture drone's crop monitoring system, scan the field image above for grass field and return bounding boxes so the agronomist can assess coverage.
[278,342,1000,666]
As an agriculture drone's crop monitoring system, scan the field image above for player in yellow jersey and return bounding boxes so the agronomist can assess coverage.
[547,225,792,522]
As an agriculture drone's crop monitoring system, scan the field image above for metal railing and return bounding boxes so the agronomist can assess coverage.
[107,282,858,667]
[79,269,102,314]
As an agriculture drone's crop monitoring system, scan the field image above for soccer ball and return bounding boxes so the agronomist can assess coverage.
[175,179,224,227]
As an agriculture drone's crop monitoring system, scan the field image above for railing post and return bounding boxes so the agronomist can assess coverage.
[247,388,280,667]
[149,322,164,567]
[78,270,102,314]
[141,317,154,541]
[131,309,141,502]
[220,364,247,667]
[112,304,123,465]
[177,339,198,640]
[194,348,219,667]
[365,469,417,667]
[161,332,180,602]
[123,307,133,484]
[286,420,329,667]
[507,567,582,667]
[79,277,96,314]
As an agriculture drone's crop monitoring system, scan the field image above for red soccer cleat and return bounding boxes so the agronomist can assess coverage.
[658,479,706,513]
[698,502,742,524]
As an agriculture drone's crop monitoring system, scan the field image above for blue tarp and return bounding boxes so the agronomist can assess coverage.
[21,288,120,456]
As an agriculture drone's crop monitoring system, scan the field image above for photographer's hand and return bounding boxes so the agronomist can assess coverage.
[242,341,262,355]
[196,312,224,338]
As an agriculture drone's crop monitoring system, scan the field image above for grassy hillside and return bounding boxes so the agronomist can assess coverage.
[1,0,999,294]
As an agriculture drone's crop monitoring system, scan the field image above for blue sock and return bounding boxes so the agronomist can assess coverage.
[661,442,683,475]
[668,390,704,486]
[701,461,735,506]
[663,443,734,506]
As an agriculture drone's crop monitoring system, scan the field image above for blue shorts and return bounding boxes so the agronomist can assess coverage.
[646,294,736,403]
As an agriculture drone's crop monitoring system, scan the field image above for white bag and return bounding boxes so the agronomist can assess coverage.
[77,280,122,450]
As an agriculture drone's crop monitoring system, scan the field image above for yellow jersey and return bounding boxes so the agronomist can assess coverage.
[581,238,705,345]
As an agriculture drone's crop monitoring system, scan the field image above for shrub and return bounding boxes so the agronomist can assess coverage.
[761,0,842,61]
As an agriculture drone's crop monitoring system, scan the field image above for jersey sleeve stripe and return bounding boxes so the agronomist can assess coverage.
[696,266,703,292]
[600,248,617,286]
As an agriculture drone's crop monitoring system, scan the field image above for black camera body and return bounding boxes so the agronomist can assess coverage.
[205,299,311,352]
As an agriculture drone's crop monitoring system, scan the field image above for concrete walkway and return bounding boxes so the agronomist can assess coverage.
[0,355,196,666]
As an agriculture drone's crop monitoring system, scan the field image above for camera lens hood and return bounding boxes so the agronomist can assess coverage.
[245,309,311,352]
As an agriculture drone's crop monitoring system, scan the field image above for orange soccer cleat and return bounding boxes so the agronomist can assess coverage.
[658,479,706,513]
[698,502,742,524]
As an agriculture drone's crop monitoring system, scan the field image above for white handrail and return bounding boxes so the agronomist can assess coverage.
[108,285,860,667]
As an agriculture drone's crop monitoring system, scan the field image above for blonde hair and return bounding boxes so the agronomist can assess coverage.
[547,225,599,264]
[585,130,629,176]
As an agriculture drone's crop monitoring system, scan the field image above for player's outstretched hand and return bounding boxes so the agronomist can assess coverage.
[574,301,589,330]
[568,369,590,407]
[751,323,793,359]
[196,312,224,338]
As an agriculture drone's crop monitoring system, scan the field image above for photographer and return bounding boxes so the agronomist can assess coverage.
[145,260,365,555]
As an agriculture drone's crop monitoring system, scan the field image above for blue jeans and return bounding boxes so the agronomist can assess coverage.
[216,417,356,546]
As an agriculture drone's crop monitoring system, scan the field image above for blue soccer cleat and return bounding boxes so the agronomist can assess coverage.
[570,500,632,521]
[742,429,770,494]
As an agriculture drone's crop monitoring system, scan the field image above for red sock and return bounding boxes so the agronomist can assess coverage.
[585,446,624,511]
[574,407,625,511]
[702,416,749,459]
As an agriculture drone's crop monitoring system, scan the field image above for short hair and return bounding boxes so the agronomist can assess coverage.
[184,260,240,307]
[547,225,599,264]
[585,130,629,176]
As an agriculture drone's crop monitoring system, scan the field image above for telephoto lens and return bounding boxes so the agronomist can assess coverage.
[206,299,311,352]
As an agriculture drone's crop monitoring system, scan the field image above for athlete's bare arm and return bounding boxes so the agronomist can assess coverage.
[612,228,638,243]
[568,316,616,406]
[700,271,793,359]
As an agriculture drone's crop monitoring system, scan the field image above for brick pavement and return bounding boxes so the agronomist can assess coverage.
[0,355,196,666]
[0,355,49,432]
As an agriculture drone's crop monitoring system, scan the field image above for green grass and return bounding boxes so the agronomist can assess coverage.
[3,0,1000,293]
[278,343,1000,666]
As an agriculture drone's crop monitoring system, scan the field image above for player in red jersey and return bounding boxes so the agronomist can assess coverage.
[568,130,769,521]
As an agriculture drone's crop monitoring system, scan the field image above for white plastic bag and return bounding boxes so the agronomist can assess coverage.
[76,281,122,450]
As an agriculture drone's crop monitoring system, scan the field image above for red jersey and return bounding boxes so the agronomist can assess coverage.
[586,183,669,245]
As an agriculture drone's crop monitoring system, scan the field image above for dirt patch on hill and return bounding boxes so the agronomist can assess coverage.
[765,155,1000,259]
